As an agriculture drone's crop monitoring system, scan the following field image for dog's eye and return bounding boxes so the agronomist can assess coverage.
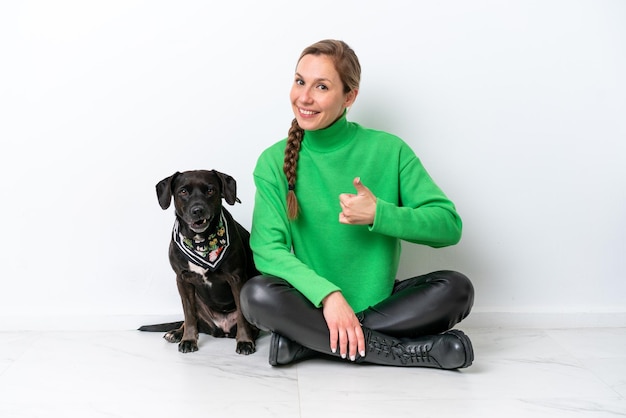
[178,188,189,196]
[206,187,215,196]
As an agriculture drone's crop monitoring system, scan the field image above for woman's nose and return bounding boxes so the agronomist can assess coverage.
[299,88,313,104]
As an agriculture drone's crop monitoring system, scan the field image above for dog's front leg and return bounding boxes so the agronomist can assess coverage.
[175,275,200,353]
[229,273,258,355]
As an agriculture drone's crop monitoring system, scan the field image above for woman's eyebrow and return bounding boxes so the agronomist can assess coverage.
[295,72,333,84]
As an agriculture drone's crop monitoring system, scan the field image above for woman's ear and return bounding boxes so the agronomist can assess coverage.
[344,88,358,108]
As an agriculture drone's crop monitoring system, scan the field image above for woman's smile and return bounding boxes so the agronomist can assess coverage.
[298,108,319,117]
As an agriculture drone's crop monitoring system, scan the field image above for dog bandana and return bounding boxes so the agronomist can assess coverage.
[172,210,230,271]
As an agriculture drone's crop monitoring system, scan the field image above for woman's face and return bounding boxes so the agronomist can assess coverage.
[290,54,357,131]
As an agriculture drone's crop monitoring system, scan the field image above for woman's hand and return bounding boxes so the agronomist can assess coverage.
[321,291,365,361]
[339,177,377,225]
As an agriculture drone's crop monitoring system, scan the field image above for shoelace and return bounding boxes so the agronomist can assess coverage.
[368,336,432,365]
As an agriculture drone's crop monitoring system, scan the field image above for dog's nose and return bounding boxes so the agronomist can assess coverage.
[191,206,205,217]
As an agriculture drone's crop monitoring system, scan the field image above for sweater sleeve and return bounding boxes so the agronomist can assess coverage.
[369,144,463,247]
[250,152,341,307]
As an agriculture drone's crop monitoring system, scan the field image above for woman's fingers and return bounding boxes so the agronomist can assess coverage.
[328,324,339,354]
[339,327,349,359]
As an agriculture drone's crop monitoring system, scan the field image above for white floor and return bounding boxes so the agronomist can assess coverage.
[0,326,625,417]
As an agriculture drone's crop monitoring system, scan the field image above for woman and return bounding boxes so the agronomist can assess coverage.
[240,39,474,369]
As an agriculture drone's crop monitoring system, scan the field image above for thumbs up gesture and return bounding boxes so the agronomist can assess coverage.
[339,177,377,225]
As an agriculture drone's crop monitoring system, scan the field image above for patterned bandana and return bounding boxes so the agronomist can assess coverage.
[172,210,230,271]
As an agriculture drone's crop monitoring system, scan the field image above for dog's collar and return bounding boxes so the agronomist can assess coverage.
[172,210,230,272]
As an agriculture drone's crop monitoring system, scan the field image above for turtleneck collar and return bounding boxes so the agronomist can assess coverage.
[302,111,355,153]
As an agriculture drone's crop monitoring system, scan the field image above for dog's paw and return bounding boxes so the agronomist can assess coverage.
[178,340,199,353]
[163,330,182,343]
[236,341,256,355]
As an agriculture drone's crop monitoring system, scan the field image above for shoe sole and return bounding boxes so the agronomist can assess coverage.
[446,329,474,368]
[268,332,280,366]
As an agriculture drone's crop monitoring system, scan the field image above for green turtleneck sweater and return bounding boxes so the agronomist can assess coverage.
[250,114,462,312]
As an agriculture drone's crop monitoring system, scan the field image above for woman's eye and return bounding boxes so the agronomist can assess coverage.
[317,84,328,90]
[295,78,304,86]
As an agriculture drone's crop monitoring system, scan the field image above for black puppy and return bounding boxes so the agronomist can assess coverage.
[139,170,259,355]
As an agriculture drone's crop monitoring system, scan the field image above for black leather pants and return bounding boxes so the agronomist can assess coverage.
[240,270,474,356]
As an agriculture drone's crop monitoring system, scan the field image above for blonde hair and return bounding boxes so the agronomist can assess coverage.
[283,39,361,220]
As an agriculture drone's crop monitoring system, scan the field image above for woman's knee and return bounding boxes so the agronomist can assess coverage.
[241,275,273,304]
[241,275,296,328]
[419,270,474,315]
[443,271,474,318]
[438,270,473,301]
[448,271,474,298]
[240,275,277,327]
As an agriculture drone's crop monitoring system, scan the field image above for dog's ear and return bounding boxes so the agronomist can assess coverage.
[212,170,241,206]
[156,172,180,210]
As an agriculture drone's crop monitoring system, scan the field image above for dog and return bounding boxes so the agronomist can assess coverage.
[139,169,259,355]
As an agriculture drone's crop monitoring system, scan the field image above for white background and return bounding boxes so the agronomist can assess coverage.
[1,0,624,329]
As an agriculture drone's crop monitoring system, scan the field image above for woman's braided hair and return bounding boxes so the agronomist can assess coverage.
[283,39,361,220]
